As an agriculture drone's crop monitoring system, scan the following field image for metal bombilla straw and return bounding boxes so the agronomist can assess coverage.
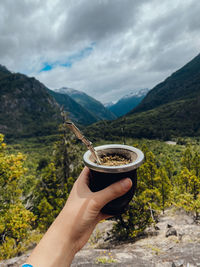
[65,121,101,165]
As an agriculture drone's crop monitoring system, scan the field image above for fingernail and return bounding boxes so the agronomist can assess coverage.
[121,178,132,190]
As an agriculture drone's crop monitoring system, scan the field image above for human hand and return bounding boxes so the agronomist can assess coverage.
[63,166,132,252]
[27,167,132,267]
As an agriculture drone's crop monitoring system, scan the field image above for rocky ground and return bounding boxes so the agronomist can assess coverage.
[1,208,200,267]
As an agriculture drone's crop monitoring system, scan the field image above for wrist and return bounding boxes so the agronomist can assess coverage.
[27,207,77,267]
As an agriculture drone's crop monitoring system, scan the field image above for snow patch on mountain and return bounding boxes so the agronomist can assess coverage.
[121,88,149,100]
[54,87,85,96]
[104,101,116,107]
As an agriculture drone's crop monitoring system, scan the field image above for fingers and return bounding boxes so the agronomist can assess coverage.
[76,169,132,216]
[94,178,132,209]
[77,167,90,186]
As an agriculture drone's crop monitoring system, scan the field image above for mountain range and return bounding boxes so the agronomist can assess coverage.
[1,52,200,140]
[47,89,97,125]
[133,53,200,113]
[54,87,116,121]
[0,65,115,138]
[107,88,149,117]
[87,53,200,140]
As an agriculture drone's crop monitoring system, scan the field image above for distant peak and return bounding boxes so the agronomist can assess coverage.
[104,101,116,107]
[60,87,76,93]
[55,87,85,96]
[121,88,149,100]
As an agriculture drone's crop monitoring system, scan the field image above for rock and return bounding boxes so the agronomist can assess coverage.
[1,208,200,267]
[115,252,133,261]
[155,226,160,230]
[0,253,30,267]
[155,263,172,267]
[167,224,173,228]
[178,233,184,241]
[165,141,177,145]
[166,227,177,237]
[171,259,184,266]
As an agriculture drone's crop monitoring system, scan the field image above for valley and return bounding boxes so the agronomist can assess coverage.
[1,1,200,266]
[0,52,200,264]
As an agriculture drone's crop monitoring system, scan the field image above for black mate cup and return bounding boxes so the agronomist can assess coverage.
[83,144,144,215]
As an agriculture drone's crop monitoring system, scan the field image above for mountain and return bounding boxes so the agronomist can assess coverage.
[104,101,115,108]
[54,87,116,121]
[0,64,116,139]
[0,66,61,138]
[133,53,200,113]
[47,89,97,125]
[108,88,149,117]
[86,53,200,140]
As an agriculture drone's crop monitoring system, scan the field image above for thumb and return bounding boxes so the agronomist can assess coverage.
[94,178,132,209]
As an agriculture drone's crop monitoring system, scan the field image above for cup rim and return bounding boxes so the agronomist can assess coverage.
[83,144,144,173]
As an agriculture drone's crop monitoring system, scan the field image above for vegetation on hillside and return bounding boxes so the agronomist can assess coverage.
[86,53,200,140]
[133,53,200,113]
[0,134,39,259]
[1,126,200,259]
[86,96,200,140]
[47,89,98,125]
[56,87,116,121]
[0,120,85,259]
[112,143,200,240]
[0,69,61,138]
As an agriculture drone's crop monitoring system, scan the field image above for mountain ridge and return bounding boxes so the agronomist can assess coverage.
[0,67,61,138]
[133,53,200,113]
[0,64,117,139]
[47,89,97,125]
[108,88,149,117]
[55,87,116,121]
[86,52,200,140]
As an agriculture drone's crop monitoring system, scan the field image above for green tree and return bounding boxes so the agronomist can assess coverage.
[177,167,190,193]
[33,162,68,231]
[138,150,161,214]
[33,120,82,231]
[164,156,175,182]
[175,149,200,219]
[155,167,172,213]
[0,134,36,259]
[112,195,152,240]
[112,146,162,240]
[192,151,200,178]
[181,146,193,171]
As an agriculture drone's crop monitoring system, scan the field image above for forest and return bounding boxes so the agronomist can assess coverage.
[0,120,200,260]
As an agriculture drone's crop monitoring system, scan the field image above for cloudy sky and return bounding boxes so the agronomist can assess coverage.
[0,0,200,103]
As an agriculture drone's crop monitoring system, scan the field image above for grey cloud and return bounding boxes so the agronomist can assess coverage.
[60,0,146,44]
[156,1,199,44]
[0,0,200,102]
[186,1,200,32]
[0,0,62,68]
[133,0,200,77]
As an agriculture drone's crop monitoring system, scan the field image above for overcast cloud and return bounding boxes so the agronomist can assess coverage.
[0,0,200,103]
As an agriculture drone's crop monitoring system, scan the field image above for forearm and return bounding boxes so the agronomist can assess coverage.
[26,206,76,267]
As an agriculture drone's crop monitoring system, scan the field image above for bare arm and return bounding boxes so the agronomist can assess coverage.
[26,167,132,267]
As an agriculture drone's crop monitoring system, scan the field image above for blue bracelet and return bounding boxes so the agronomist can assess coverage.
[22,264,33,267]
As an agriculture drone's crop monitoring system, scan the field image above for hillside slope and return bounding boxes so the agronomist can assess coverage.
[0,67,61,138]
[87,53,200,140]
[47,89,97,125]
[109,88,149,117]
[133,53,200,113]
